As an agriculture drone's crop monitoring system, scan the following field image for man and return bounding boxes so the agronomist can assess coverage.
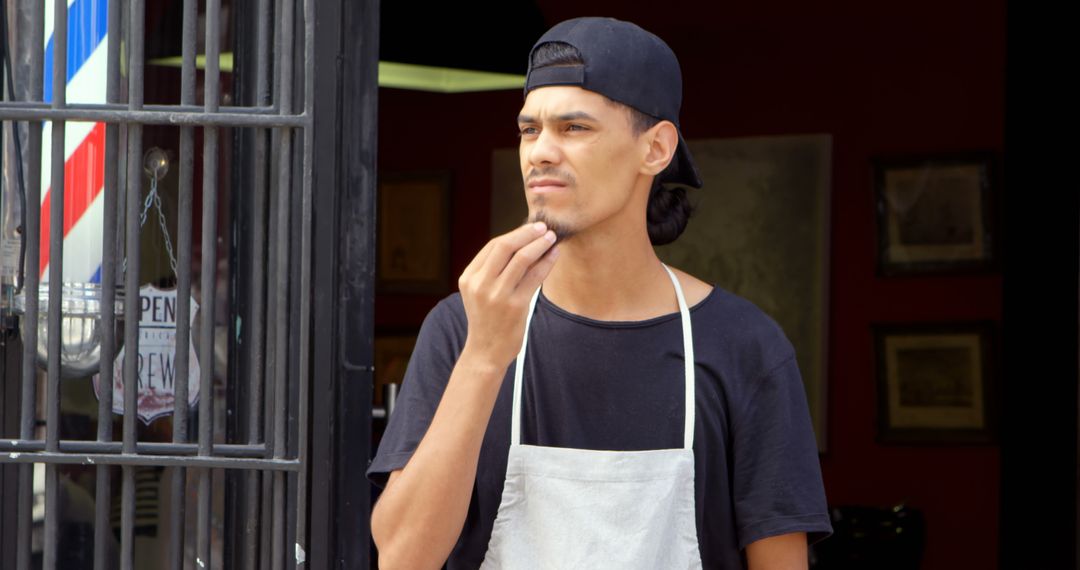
[368,16,832,569]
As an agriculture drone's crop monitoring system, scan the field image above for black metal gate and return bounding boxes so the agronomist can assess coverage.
[0,0,378,566]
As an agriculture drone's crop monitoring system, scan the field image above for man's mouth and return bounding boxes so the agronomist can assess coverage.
[528,178,568,193]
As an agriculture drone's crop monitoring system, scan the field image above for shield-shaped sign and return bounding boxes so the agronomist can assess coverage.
[92,285,200,425]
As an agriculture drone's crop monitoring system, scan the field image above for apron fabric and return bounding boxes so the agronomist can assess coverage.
[479,264,704,570]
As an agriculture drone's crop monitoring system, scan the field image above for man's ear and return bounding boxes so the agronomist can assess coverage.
[640,120,679,177]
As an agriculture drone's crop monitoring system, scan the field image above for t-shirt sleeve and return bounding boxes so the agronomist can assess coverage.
[366,295,467,489]
[730,352,834,551]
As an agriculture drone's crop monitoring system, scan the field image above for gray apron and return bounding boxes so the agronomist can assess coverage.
[479,263,703,569]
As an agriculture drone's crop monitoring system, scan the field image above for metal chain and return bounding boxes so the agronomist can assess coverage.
[138,184,155,227]
[121,175,179,279]
[152,183,179,274]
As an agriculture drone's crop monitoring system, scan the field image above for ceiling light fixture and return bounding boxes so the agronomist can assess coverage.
[149,54,525,93]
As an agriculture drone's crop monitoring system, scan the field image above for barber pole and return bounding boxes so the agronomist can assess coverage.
[41,0,199,421]
[40,0,108,284]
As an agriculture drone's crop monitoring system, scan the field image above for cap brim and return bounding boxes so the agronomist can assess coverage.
[659,129,703,189]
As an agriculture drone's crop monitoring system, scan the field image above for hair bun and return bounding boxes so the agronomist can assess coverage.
[646,181,694,246]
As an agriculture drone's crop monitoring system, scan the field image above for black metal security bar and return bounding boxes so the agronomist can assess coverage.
[0,0,317,566]
[0,105,305,126]
[306,0,379,566]
[0,439,268,456]
[14,0,45,568]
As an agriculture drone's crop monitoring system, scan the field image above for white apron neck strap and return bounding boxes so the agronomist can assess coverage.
[511,286,543,446]
[510,266,696,450]
[662,264,696,450]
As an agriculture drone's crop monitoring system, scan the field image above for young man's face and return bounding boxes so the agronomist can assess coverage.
[517,85,646,242]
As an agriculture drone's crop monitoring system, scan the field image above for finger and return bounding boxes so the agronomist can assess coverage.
[477,221,549,281]
[515,244,560,298]
[493,230,556,294]
[463,222,545,283]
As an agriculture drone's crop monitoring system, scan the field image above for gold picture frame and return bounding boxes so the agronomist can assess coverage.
[873,153,997,276]
[873,322,997,444]
[377,170,452,294]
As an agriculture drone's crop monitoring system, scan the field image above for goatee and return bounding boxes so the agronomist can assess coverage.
[526,210,577,243]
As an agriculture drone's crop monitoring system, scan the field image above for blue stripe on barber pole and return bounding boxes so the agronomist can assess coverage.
[43,0,108,103]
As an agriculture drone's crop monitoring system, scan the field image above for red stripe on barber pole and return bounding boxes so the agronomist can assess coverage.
[39,120,106,277]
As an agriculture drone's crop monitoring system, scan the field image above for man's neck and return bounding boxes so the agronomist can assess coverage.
[538,221,679,322]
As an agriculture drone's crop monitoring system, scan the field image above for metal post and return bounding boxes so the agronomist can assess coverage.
[294,0,315,563]
[92,0,124,563]
[308,0,379,566]
[195,0,223,564]
[41,0,69,566]
[271,0,294,566]
[120,0,147,564]
[243,0,272,563]
[14,3,44,569]
[168,0,199,563]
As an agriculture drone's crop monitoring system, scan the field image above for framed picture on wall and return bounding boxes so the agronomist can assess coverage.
[377,170,452,294]
[873,153,997,276]
[873,322,997,444]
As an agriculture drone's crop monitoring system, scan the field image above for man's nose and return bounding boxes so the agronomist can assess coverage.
[527,127,561,166]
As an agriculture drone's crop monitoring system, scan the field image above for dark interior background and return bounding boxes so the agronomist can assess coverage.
[374,2,1077,570]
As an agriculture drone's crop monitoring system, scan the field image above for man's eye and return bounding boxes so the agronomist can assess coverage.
[518,127,538,137]
[568,124,588,131]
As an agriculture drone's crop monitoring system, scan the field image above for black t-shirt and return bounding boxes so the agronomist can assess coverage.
[367,283,833,569]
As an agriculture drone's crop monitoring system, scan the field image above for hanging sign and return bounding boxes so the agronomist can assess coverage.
[93,285,200,425]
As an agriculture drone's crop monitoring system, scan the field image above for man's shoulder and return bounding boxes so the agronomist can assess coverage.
[414,292,469,349]
[667,265,714,307]
[432,290,466,318]
[701,284,790,334]
[683,276,796,372]
[668,266,784,336]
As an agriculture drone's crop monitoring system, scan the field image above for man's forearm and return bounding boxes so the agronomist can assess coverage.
[746,532,809,570]
[370,345,507,570]
[372,221,559,568]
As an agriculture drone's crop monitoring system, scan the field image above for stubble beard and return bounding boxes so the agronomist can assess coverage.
[526,206,578,243]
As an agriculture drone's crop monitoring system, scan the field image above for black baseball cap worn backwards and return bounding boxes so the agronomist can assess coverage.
[524,16,704,189]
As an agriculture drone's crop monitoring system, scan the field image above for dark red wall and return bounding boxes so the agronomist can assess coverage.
[376,2,1006,568]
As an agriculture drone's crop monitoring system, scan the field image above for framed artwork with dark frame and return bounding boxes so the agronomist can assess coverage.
[873,322,997,444]
[377,170,452,294]
[873,152,997,276]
